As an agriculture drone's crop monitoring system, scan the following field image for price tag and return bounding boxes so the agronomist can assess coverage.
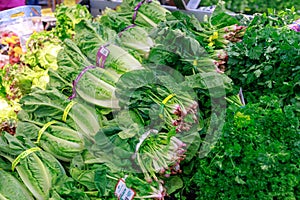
[115,179,135,200]
[96,45,110,68]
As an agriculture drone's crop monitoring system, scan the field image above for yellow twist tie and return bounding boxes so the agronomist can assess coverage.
[208,42,214,47]
[12,147,41,171]
[162,94,176,105]
[212,31,218,40]
[35,121,57,144]
[193,59,198,66]
[62,101,76,122]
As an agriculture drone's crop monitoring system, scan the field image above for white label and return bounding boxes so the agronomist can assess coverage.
[115,179,135,200]
[100,47,109,56]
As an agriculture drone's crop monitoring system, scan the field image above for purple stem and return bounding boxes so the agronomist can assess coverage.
[68,65,96,100]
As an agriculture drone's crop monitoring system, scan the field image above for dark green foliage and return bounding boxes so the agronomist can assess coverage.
[200,0,300,15]
[226,13,300,111]
[182,96,300,199]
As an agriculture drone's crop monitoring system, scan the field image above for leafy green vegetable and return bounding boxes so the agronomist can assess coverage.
[18,88,100,140]
[182,95,300,199]
[98,8,132,33]
[0,62,50,134]
[70,151,121,199]
[52,20,146,109]
[54,40,120,108]
[164,176,183,195]
[23,31,62,71]
[88,128,134,172]
[148,8,244,75]
[98,7,156,60]
[132,129,186,182]
[116,26,155,59]
[54,4,92,41]
[0,98,19,129]
[0,169,34,200]
[125,175,166,199]
[120,0,171,25]
[149,22,206,63]
[226,14,300,109]
[199,0,300,15]
[49,175,91,200]
[73,20,143,73]
[0,133,66,200]
[116,69,200,132]
[16,120,85,162]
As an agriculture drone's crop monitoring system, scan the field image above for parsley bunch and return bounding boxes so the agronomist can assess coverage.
[182,95,299,199]
[226,13,300,110]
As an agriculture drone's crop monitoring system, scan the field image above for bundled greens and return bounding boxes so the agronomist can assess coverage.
[119,0,171,29]
[132,129,187,182]
[116,69,200,132]
[18,88,100,140]
[2,0,298,199]
[98,8,156,57]
[147,4,246,75]
[0,133,66,199]
[16,120,85,162]
[73,20,143,72]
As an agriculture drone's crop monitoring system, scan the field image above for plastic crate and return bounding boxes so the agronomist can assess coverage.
[0,6,41,22]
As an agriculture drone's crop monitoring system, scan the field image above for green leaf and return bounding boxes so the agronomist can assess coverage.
[94,168,107,196]
[0,169,34,200]
[234,176,246,185]
[164,176,183,194]
[254,69,262,78]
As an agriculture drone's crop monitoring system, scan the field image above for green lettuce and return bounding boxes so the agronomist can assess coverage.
[73,20,143,73]
[0,169,34,200]
[16,121,85,162]
[120,0,171,27]
[0,133,66,200]
[54,4,92,41]
[19,88,100,140]
[98,8,155,59]
[24,31,62,71]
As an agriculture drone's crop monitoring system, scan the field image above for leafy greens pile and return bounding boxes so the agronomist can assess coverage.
[0,0,299,199]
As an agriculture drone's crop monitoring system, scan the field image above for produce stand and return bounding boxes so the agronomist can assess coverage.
[0,1,299,199]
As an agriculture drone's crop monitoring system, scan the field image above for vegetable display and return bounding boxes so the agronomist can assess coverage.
[0,1,298,199]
